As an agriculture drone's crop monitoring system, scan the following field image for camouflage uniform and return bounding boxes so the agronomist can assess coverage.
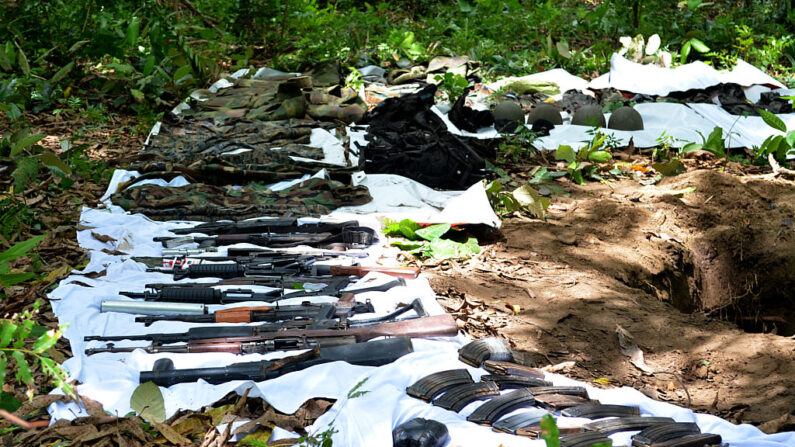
[111,178,372,222]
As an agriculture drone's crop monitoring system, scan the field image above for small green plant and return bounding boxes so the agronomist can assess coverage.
[345,67,364,92]
[755,107,795,163]
[680,34,710,64]
[434,72,469,103]
[498,127,540,163]
[555,131,615,184]
[540,413,612,447]
[297,377,371,446]
[0,300,74,406]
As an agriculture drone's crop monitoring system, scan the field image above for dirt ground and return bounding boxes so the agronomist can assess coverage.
[429,168,795,430]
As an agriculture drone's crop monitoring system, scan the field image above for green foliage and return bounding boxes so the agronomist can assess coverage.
[756,108,795,163]
[434,72,469,103]
[0,235,44,287]
[555,131,617,185]
[383,219,480,260]
[498,127,540,163]
[0,300,74,401]
[297,377,371,447]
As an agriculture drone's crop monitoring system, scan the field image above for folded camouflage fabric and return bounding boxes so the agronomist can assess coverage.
[110,178,372,221]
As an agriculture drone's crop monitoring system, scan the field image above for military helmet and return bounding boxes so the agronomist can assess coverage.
[528,103,563,126]
[572,104,606,127]
[526,103,562,135]
[492,101,525,133]
[608,106,644,131]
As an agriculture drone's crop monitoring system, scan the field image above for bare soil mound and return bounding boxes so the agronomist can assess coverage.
[429,169,795,427]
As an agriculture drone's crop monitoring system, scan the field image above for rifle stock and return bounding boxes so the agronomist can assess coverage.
[326,265,420,279]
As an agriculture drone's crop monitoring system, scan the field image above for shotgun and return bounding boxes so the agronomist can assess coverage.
[169,219,358,235]
[154,226,375,249]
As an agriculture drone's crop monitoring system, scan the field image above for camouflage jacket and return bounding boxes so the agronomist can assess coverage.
[111,178,372,221]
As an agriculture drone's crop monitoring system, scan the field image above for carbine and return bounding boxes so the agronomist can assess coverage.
[139,336,415,386]
[119,276,405,305]
[85,299,429,347]
[86,313,457,355]
[147,257,420,280]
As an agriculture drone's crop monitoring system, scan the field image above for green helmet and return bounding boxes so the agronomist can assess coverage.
[572,104,606,127]
[608,106,644,131]
[527,103,563,126]
[492,101,525,133]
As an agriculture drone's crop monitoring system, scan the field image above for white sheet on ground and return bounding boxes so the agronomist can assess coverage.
[590,54,785,95]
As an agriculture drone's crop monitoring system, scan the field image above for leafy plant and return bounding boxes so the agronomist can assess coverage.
[756,108,795,163]
[540,413,612,447]
[434,72,469,103]
[497,127,540,162]
[383,219,480,260]
[555,131,616,184]
[0,235,44,288]
[680,34,710,64]
[0,300,74,402]
[298,377,371,446]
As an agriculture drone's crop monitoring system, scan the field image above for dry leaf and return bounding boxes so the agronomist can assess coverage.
[91,232,117,243]
[153,421,192,445]
[504,301,521,314]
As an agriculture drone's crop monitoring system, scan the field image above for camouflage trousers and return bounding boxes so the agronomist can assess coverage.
[111,178,372,221]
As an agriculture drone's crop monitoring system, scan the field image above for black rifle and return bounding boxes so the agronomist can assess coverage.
[85,299,429,349]
[154,226,375,249]
[147,256,420,280]
[169,219,359,235]
[120,277,405,305]
[139,337,415,386]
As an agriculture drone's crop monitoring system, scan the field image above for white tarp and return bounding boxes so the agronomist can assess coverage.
[589,54,785,95]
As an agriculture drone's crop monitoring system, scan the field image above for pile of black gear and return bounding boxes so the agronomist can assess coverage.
[357,84,494,190]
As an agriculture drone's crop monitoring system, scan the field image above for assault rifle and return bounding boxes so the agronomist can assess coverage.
[139,337,415,386]
[85,312,457,355]
[86,298,429,347]
[119,276,405,305]
[154,226,375,249]
[158,246,368,258]
[169,219,359,236]
[146,256,420,280]
[127,298,376,326]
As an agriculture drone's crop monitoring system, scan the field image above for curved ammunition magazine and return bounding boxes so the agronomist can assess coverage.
[406,369,473,402]
[534,393,593,411]
[491,408,549,434]
[466,388,536,425]
[528,386,589,397]
[559,431,613,447]
[458,337,514,367]
[583,416,676,435]
[483,360,545,379]
[432,381,500,412]
[480,374,551,390]
[561,403,640,419]
[631,422,701,446]
[647,433,722,447]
